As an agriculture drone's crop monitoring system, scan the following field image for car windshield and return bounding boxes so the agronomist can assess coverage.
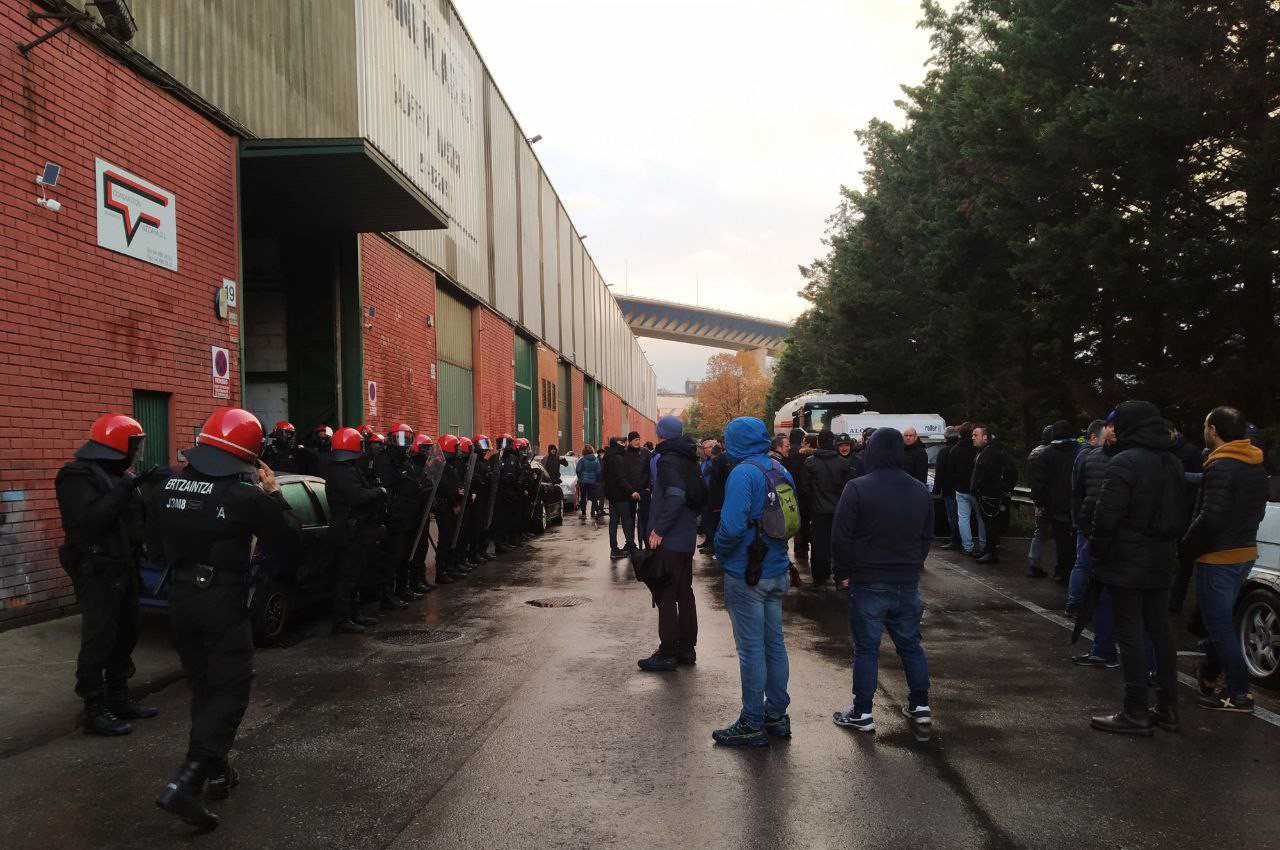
[280,481,321,527]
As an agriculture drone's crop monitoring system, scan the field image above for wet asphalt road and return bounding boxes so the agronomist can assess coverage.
[2,517,1277,850]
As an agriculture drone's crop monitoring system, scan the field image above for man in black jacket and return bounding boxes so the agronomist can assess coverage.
[625,432,653,549]
[970,425,1012,564]
[326,427,388,634]
[1067,420,1118,667]
[1089,401,1186,736]
[1168,421,1204,614]
[932,427,960,549]
[783,427,810,563]
[603,436,639,558]
[802,430,853,590]
[902,427,929,485]
[950,422,984,557]
[1036,421,1080,581]
[1182,406,1268,714]
[1025,426,1053,575]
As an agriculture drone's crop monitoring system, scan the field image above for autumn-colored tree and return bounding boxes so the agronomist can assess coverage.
[694,352,771,432]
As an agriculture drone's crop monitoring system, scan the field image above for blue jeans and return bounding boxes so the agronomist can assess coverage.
[944,495,961,547]
[1195,560,1254,696]
[609,499,636,551]
[848,582,930,715]
[955,493,985,554]
[723,572,790,727]
[1027,513,1049,566]
[1067,530,1089,612]
[1066,535,1116,660]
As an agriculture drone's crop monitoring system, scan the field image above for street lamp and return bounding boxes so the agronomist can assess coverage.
[527,134,543,144]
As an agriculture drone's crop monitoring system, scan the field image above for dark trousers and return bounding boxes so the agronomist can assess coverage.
[1050,518,1074,579]
[1170,542,1196,608]
[384,527,410,594]
[332,536,364,621]
[435,509,458,572]
[656,548,697,656]
[810,513,834,585]
[610,499,636,551]
[979,497,1006,553]
[408,526,430,585]
[168,576,253,766]
[637,492,652,548]
[71,568,140,701]
[1107,585,1178,713]
[793,510,810,561]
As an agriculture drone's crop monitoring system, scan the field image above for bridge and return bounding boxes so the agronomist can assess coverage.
[613,295,792,368]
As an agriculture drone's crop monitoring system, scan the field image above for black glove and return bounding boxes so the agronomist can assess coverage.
[128,465,161,490]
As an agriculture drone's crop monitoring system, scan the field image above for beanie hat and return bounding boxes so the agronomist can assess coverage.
[628,430,641,440]
[656,416,683,440]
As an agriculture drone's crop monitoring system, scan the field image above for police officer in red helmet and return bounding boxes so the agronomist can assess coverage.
[54,413,156,737]
[326,426,389,632]
[147,407,300,831]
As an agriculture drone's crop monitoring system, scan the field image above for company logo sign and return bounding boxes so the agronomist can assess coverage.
[95,158,178,271]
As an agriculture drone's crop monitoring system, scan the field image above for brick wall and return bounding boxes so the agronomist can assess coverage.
[536,345,559,452]
[0,4,239,627]
[628,411,657,446]
[360,234,438,435]
[474,307,514,438]
[602,388,624,444]
[570,367,586,453]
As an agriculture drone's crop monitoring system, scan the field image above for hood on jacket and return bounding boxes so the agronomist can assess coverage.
[605,436,626,457]
[1050,420,1075,442]
[1040,425,1053,446]
[865,426,905,473]
[657,434,697,460]
[1108,400,1171,454]
[788,427,806,446]
[726,417,772,459]
[1206,439,1264,466]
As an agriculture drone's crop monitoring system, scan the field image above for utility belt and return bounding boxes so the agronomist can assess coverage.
[171,562,247,589]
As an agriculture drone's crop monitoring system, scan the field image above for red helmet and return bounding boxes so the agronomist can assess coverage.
[186,407,263,476]
[332,426,364,462]
[313,424,333,437]
[388,423,415,448]
[76,413,145,462]
[459,437,474,455]
[438,434,460,455]
[412,434,434,456]
[472,434,491,453]
[514,437,530,452]
[367,432,385,445]
[273,421,295,434]
[496,433,515,451]
[357,424,374,437]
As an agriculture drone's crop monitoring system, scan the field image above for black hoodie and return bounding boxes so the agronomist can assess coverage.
[602,438,635,502]
[831,428,935,584]
[1091,401,1187,589]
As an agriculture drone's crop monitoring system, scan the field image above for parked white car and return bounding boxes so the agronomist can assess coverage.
[1241,501,1280,687]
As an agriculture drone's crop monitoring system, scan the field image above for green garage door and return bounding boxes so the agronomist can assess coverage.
[557,361,572,451]
[515,334,537,446]
[132,390,170,469]
[437,288,474,437]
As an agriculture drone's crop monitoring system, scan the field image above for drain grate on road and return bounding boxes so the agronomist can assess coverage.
[377,629,462,646]
[525,595,592,608]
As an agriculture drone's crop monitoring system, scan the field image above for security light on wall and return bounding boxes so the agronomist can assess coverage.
[526,134,543,144]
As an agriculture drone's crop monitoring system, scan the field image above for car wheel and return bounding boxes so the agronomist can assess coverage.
[1237,587,1280,688]
[553,503,565,525]
[533,503,547,533]
[252,580,290,648]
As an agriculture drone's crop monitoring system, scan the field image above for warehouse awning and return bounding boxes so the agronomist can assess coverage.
[239,138,448,236]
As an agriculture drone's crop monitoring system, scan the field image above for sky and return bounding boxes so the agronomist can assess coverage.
[455,0,950,391]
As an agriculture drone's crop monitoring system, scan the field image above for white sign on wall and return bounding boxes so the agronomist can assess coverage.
[95,158,178,271]
[211,345,231,400]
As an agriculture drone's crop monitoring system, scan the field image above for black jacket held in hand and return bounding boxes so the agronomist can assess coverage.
[803,448,853,515]
[1090,402,1187,589]
[1181,440,1268,562]
[831,428,934,584]
[903,441,929,485]
[602,439,636,502]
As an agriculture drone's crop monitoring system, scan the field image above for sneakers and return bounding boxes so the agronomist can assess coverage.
[609,549,627,560]
[763,713,792,738]
[637,653,678,672]
[833,706,875,732]
[1071,653,1120,669]
[712,718,769,747]
[902,704,932,726]
[1197,692,1255,713]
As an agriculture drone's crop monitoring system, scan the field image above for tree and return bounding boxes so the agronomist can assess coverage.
[694,352,772,432]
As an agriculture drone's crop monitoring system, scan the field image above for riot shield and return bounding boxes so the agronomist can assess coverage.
[449,451,479,549]
[482,448,505,531]
[407,443,447,559]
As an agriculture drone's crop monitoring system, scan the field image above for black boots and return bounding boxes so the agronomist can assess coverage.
[1090,709,1155,737]
[380,592,409,611]
[332,618,365,635]
[207,764,240,801]
[108,690,158,720]
[156,759,219,831]
[409,575,434,594]
[83,698,132,736]
[976,548,1000,564]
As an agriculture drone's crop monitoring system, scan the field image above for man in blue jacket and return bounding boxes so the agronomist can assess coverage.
[712,417,793,747]
[831,427,934,733]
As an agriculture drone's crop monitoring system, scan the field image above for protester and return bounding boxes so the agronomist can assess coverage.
[769,434,789,464]
[1089,401,1186,736]
[1068,420,1121,667]
[831,427,934,733]
[712,417,793,747]
[802,429,852,591]
[1168,419,1204,614]
[1038,421,1081,581]
[637,416,701,672]
[902,427,929,484]
[835,431,865,477]
[949,422,985,557]
[970,424,1013,564]
[575,445,603,518]
[627,432,653,549]
[541,443,569,483]
[933,426,961,549]
[1066,420,1106,615]
[1182,406,1267,713]
[783,427,810,563]
[603,436,639,559]
[1025,426,1053,575]
[698,439,717,553]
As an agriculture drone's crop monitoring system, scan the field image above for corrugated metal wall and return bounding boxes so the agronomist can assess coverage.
[436,288,473,368]
[539,173,560,351]
[557,205,573,364]
[517,143,542,336]
[486,77,520,321]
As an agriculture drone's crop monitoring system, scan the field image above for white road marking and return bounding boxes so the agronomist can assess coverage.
[937,558,1280,729]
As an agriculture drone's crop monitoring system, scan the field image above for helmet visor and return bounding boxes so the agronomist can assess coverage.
[390,430,415,448]
[127,434,147,468]
[475,437,492,453]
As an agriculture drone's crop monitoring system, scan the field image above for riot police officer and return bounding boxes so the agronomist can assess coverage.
[327,427,388,634]
[303,425,333,479]
[405,435,438,594]
[495,433,522,552]
[54,413,156,736]
[466,435,494,564]
[434,435,466,584]
[148,407,300,831]
[515,438,539,541]
[259,421,303,473]
[376,423,422,605]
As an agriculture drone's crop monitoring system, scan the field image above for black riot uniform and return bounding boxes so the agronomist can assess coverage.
[259,441,304,474]
[405,444,437,595]
[54,414,155,736]
[433,449,466,583]
[327,457,387,631]
[496,447,524,551]
[465,453,493,563]
[374,445,422,604]
[516,446,539,539]
[149,408,300,831]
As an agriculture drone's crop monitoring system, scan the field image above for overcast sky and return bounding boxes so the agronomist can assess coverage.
[456,0,948,391]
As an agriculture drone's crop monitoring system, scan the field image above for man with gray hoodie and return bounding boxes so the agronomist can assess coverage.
[831,427,934,733]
